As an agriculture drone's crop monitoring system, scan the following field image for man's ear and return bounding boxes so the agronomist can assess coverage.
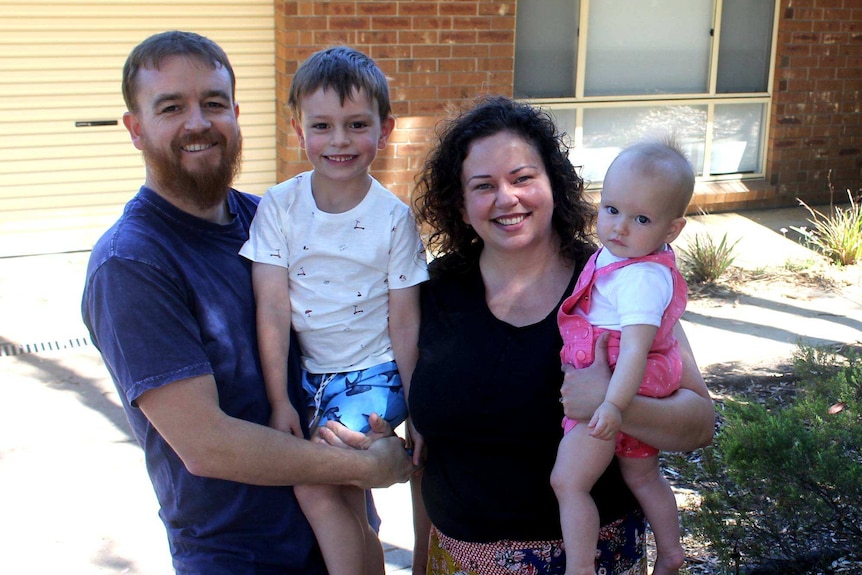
[377,115,396,150]
[291,117,306,149]
[665,217,687,243]
[122,112,144,151]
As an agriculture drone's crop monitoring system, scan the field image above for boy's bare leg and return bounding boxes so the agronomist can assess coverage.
[295,482,384,575]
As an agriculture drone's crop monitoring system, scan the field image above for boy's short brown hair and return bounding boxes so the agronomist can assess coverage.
[288,46,391,122]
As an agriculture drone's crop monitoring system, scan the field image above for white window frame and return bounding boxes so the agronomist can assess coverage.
[516,0,781,185]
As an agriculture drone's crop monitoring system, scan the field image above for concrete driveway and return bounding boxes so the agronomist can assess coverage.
[1,205,860,574]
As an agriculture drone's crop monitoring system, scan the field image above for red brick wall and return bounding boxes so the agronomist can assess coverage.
[769,0,862,207]
[275,1,516,200]
[274,1,861,212]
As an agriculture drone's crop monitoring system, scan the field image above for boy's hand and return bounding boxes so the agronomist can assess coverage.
[269,400,303,437]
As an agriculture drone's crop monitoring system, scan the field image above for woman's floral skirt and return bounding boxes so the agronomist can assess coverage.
[426,510,647,575]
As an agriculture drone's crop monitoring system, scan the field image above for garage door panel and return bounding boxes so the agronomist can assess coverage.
[3,3,274,18]
[0,30,277,47]
[0,80,275,101]
[0,101,274,127]
[0,0,276,256]
[0,43,274,60]
[0,149,276,180]
[1,156,275,197]
[0,66,277,88]
[0,123,275,152]
[0,89,274,113]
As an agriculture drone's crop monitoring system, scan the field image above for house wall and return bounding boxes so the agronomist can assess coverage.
[275,1,515,200]
[274,0,862,213]
[767,0,862,207]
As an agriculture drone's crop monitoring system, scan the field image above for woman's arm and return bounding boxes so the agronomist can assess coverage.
[560,323,715,452]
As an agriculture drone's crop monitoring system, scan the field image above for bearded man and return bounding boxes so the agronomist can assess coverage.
[81,31,413,574]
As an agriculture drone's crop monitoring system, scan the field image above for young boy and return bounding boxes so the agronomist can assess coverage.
[552,140,694,575]
[240,46,428,575]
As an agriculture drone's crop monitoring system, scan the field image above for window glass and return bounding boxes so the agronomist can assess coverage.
[515,1,776,180]
[711,103,765,174]
[584,0,713,96]
[717,0,775,93]
[514,0,580,98]
[571,106,707,182]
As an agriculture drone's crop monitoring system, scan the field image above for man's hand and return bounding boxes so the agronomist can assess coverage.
[561,331,612,422]
[318,412,392,450]
[318,414,414,488]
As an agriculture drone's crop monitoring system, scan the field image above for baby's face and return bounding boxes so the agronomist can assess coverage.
[597,159,684,259]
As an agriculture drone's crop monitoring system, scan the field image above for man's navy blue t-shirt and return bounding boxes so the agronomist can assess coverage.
[82,186,326,574]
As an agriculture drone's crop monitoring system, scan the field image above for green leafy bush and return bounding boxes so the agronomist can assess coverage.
[678,232,740,284]
[688,347,862,573]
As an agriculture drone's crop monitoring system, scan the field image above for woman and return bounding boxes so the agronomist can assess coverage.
[408,96,714,575]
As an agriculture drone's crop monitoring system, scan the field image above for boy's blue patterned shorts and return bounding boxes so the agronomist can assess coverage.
[301,360,408,433]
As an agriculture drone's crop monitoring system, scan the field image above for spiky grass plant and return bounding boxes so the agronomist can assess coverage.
[678,232,740,284]
[791,171,862,267]
[792,190,862,266]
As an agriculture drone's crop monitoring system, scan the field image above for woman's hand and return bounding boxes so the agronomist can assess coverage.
[405,418,426,467]
[561,331,612,422]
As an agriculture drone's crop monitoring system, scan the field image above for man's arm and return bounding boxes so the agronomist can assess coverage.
[137,373,414,488]
[561,323,715,452]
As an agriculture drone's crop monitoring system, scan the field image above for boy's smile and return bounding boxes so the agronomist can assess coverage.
[292,87,394,211]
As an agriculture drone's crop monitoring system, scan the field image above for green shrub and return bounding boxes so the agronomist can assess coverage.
[791,187,862,267]
[678,232,740,284]
[688,347,862,573]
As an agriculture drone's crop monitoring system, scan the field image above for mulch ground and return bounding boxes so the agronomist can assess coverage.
[649,263,862,575]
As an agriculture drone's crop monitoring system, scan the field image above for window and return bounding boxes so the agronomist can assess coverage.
[514,0,777,184]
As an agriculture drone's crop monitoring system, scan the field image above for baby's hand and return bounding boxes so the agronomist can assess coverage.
[588,401,623,441]
[270,401,303,437]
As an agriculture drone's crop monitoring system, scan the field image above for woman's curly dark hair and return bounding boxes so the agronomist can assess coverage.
[412,95,596,271]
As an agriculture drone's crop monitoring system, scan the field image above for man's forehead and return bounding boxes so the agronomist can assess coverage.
[137,58,232,95]
[140,54,226,75]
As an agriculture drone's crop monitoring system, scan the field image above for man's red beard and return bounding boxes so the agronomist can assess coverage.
[141,130,243,211]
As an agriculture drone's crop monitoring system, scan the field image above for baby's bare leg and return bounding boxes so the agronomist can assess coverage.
[618,455,684,575]
[551,423,616,575]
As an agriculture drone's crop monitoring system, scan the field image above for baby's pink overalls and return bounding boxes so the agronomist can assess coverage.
[558,247,688,457]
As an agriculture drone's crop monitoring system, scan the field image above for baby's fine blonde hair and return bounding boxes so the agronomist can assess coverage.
[610,136,696,217]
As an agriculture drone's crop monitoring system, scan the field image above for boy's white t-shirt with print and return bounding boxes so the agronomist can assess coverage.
[240,171,428,373]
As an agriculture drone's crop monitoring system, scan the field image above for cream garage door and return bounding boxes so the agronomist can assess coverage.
[0,0,276,257]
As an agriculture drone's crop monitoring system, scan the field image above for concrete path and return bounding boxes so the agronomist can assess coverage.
[1,205,860,574]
